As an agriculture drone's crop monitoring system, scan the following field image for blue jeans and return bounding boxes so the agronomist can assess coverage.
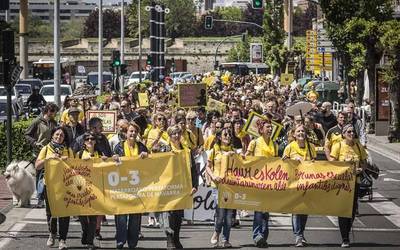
[292,214,308,238]
[212,189,233,241]
[252,211,270,241]
[115,214,141,248]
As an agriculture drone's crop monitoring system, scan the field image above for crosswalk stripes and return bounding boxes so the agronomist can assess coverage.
[18,193,400,232]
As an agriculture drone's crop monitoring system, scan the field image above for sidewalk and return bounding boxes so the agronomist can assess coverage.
[367,134,400,163]
[0,176,13,214]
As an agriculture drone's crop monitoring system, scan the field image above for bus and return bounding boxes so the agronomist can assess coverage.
[220,62,269,75]
[32,58,78,88]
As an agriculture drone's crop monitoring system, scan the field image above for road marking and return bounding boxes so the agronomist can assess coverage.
[0,222,27,249]
[367,147,400,164]
[387,170,400,174]
[368,193,400,228]
[383,178,400,182]
[327,216,366,228]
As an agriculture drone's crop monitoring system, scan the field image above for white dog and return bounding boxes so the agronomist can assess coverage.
[3,160,36,208]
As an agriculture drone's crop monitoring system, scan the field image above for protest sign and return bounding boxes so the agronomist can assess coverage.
[281,73,294,86]
[184,184,216,221]
[217,155,356,218]
[178,83,207,108]
[243,112,283,141]
[207,98,226,113]
[138,92,149,107]
[86,110,117,133]
[45,151,193,217]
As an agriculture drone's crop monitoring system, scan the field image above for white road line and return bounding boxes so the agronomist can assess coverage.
[387,170,400,174]
[367,147,400,164]
[327,216,366,228]
[383,178,400,182]
[368,192,400,228]
[0,222,27,249]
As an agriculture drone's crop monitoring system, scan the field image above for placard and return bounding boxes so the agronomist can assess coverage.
[86,110,117,133]
[138,92,149,107]
[281,73,294,86]
[178,83,207,108]
[242,112,283,141]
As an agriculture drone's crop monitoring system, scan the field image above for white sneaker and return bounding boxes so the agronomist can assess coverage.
[210,231,220,247]
[58,239,68,250]
[46,234,56,247]
[222,241,232,248]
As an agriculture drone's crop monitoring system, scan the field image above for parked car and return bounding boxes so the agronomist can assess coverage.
[39,84,72,104]
[14,84,32,106]
[0,86,24,112]
[42,80,54,85]
[126,71,149,87]
[17,78,43,91]
[0,99,20,122]
[86,72,113,89]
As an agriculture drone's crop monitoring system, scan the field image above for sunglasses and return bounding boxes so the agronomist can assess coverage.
[121,105,128,108]
[346,130,355,134]
[157,117,165,121]
[85,137,96,141]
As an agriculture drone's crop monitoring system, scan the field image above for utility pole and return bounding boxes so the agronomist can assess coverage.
[138,0,142,83]
[19,0,28,79]
[120,0,125,92]
[284,0,293,49]
[54,0,61,107]
[98,0,103,95]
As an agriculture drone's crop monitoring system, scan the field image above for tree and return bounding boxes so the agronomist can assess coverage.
[319,0,394,132]
[127,0,196,39]
[262,0,285,75]
[228,35,251,62]
[293,3,317,36]
[243,3,264,36]
[83,9,122,38]
[61,19,84,40]
[380,20,400,141]
[10,15,52,39]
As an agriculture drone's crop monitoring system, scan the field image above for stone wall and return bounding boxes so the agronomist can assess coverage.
[16,38,241,74]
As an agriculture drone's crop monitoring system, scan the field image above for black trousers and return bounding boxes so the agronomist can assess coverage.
[79,216,97,245]
[44,186,70,240]
[338,183,359,241]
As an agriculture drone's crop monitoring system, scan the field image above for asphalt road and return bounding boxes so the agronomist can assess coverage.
[0,150,399,250]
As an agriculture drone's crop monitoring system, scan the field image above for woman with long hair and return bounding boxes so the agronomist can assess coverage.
[282,124,316,247]
[35,126,74,250]
[329,124,367,248]
[205,127,235,248]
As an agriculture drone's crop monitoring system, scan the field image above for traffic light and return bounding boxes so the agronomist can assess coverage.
[120,64,127,75]
[109,63,115,74]
[252,0,263,9]
[112,50,121,67]
[205,16,213,30]
[146,54,152,66]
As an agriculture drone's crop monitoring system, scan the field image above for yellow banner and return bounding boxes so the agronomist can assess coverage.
[218,155,356,218]
[45,151,193,217]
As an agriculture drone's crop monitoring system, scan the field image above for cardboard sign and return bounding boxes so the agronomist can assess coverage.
[178,83,207,108]
[206,98,226,113]
[281,73,294,86]
[242,112,283,141]
[86,110,117,133]
[138,92,149,107]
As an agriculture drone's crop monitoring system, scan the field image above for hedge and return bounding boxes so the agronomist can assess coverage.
[0,119,34,170]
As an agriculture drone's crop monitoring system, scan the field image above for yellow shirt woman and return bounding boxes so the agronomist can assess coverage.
[247,137,278,157]
[207,144,233,188]
[283,141,316,160]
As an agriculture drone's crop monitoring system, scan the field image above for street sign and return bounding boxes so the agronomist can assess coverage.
[317,47,336,53]
[250,43,263,63]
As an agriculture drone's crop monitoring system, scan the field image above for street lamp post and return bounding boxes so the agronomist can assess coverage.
[98,0,103,95]
[54,0,61,107]
[138,0,142,83]
[120,0,125,92]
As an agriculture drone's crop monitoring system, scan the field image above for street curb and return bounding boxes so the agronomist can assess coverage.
[367,144,400,164]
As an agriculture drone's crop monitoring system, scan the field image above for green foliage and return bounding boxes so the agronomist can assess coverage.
[228,35,251,62]
[216,7,243,21]
[83,9,123,38]
[0,120,34,170]
[61,19,84,40]
[127,0,196,39]
[262,0,285,74]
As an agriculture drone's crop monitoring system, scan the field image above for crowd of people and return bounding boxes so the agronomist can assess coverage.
[24,73,369,249]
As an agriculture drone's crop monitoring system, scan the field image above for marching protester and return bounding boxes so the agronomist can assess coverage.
[76,132,107,250]
[25,103,59,208]
[206,127,235,248]
[35,126,73,250]
[63,107,85,146]
[329,124,368,248]
[156,125,198,249]
[283,125,316,247]
[113,122,148,249]
[245,119,279,248]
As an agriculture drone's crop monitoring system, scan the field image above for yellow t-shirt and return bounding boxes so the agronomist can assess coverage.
[247,137,278,157]
[60,108,84,125]
[204,134,216,150]
[79,150,100,159]
[283,141,316,160]
[330,141,367,163]
[189,127,204,148]
[181,130,196,150]
[207,145,233,188]
[37,144,74,160]
[145,127,169,150]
